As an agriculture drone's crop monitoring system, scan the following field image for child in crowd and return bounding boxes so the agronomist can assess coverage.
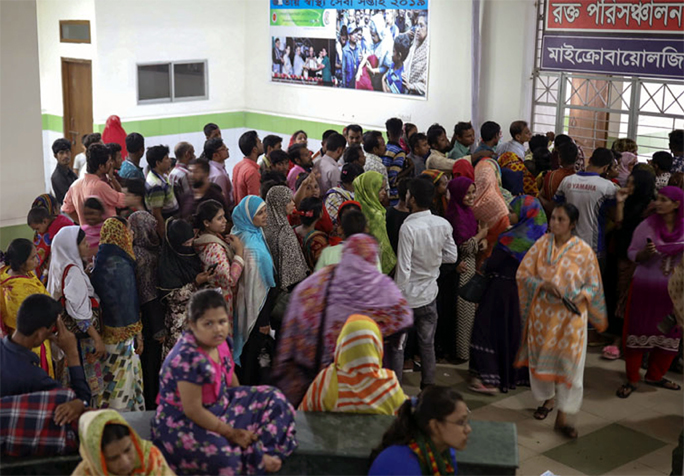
[382,33,411,94]
[81,197,106,258]
[294,196,329,271]
[26,204,74,283]
[651,150,674,190]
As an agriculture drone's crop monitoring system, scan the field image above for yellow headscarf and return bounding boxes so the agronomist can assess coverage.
[100,218,136,261]
[299,315,406,415]
[72,409,174,476]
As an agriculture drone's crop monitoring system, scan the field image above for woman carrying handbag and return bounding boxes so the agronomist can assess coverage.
[47,226,105,405]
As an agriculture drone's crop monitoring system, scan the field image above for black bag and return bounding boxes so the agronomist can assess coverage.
[458,272,488,303]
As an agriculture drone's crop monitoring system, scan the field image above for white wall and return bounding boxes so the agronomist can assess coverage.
[244,0,473,132]
[93,0,247,124]
[1,0,45,227]
[36,0,96,118]
[479,0,537,140]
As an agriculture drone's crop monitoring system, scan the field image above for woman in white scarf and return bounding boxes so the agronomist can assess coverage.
[47,225,105,403]
[402,11,429,96]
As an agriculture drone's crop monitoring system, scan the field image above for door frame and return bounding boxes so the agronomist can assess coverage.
[61,57,93,161]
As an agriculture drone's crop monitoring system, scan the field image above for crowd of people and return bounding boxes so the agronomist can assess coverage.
[0,112,682,475]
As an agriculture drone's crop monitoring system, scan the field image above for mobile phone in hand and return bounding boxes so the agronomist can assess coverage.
[562,297,581,315]
[207,263,219,273]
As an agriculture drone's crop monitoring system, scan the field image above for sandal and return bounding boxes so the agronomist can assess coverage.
[468,379,498,395]
[645,378,682,391]
[602,345,620,360]
[554,424,578,439]
[616,382,637,398]
[533,405,554,420]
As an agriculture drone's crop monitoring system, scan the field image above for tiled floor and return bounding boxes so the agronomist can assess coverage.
[402,348,683,475]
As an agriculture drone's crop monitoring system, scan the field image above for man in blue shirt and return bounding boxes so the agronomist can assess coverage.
[119,132,146,183]
[0,294,91,425]
[342,28,361,88]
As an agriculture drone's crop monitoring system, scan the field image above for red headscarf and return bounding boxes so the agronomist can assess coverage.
[452,159,475,181]
[102,115,128,158]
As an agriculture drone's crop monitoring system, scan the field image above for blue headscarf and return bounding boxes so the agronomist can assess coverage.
[231,195,276,288]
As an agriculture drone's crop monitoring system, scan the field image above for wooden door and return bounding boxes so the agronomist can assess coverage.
[61,58,93,164]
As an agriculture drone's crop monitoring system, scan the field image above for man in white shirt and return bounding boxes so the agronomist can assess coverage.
[396,178,458,388]
[313,133,346,193]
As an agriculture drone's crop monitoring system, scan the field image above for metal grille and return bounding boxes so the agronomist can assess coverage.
[531,1,684,161]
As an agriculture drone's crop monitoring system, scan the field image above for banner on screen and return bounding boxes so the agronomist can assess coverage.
[270,0,430,97]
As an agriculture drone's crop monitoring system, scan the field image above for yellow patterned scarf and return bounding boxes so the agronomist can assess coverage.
[100,218,136,261]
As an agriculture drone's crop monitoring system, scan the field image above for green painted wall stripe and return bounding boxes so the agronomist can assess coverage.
[42,114,63,133]
[43,111,355,139]
[0,224,34,251]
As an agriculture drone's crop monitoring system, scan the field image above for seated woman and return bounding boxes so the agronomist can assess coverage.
[469,196,547,394]
[294,196,330,271]
[273,234,412,406]
[0,238,54,377]
[90,217,145,412]
[47,226,105,403]
[152,289,297,475]
[193,199,245,336]
[369,386,471,475]
[73,409,173,476]
[300,315,406,415]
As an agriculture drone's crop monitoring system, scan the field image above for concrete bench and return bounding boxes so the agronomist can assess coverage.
[1,411,518,475]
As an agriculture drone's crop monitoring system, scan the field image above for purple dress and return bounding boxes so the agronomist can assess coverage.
[151,332,297,475]
[626,218,683,354]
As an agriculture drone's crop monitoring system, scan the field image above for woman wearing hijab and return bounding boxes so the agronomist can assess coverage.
[158,218,211,359]
[452,160,475,181]
[101,115,128,159]
[273,234,413,407]
[472,158,511,262]
[231,195,276,382]
[47,226,105,404]
[617,186,684,398]
[469,196,548,394]
[90,217,144,411]
[72,409,173,476]
[445,178,488,361]
[616,151,638,187]
[264,186,309,293]
[300,315,407,415]
[353,171,396,274]
[129,211,165,409]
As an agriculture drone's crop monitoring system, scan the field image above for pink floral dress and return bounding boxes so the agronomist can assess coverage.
[195,242,244,337]
[152,332,297,475]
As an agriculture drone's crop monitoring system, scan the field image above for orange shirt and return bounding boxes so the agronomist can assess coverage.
[61,174,126,224]
[232,158,261,205]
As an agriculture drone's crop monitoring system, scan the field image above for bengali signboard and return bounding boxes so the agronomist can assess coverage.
[542,0,684,79]
[270,0,430,97]
[541,35,684,78]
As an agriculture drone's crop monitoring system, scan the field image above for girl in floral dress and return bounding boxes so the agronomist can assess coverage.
[152,289,297,475]
[193,200,245,337]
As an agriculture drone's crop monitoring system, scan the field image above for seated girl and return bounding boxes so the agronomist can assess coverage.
[152,289,297,475]
[73,409,174,476]
[299,315,406,415]
[294,196,329,271]
[369,386,472,476]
